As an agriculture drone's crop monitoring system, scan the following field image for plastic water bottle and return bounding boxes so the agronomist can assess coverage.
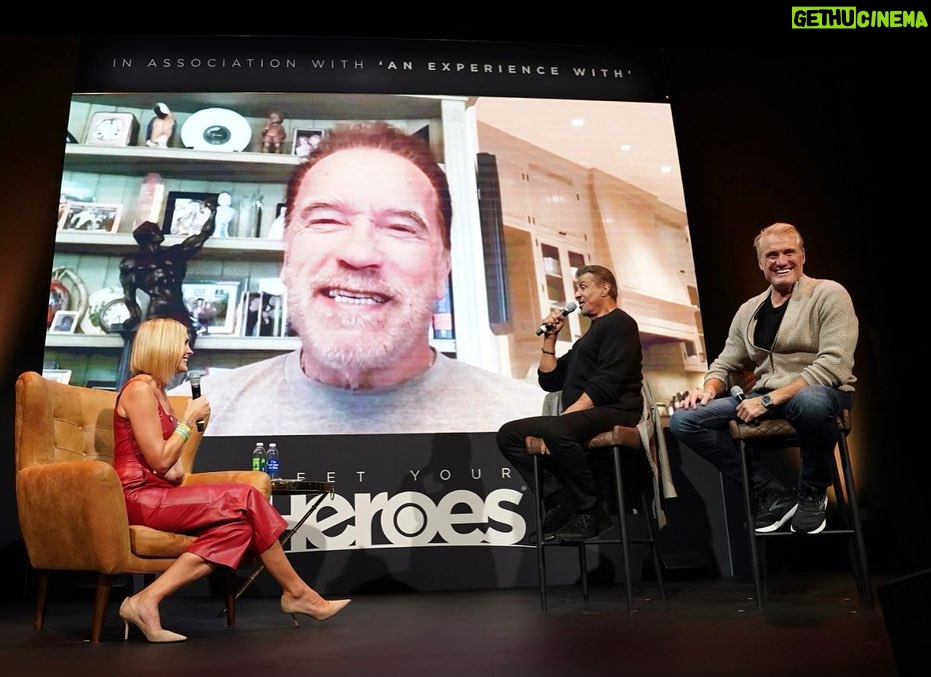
[251,441,266,472]
[265,443,280,479]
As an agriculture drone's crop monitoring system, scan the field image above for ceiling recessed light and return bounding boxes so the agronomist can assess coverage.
[570,118,585,127]
[620,144,632,152]
[660,165,673,174]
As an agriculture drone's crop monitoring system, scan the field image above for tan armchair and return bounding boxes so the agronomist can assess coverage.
[14,370,271,642]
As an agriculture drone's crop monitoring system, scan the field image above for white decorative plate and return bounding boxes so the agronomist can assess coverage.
[181,108,252,152]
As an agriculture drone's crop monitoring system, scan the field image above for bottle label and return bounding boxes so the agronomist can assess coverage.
[266,457,279,477]
[252,446,264,472]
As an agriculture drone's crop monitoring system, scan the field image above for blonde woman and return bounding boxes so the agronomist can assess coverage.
[113,317,349,642]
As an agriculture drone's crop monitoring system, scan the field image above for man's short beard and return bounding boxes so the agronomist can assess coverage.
[290,289,435,375]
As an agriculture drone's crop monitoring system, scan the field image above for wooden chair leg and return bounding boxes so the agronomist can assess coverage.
[610,446,634,614]
[225,571,237,627]
[34,571,48,631]
[91,574,112,643]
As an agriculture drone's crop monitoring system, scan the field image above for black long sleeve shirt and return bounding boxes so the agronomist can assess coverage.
[538,307,643,414]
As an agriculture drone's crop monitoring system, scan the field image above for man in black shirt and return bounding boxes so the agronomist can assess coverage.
[497,264,644,541]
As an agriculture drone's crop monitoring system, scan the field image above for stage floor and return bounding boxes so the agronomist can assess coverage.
[0,572,898,676]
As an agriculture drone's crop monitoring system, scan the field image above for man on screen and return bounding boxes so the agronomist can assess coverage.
[190,121,542,435]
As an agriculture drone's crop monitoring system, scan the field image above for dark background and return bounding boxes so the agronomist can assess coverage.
[1,18,924,599]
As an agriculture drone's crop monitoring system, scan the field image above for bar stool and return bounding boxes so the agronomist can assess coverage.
[729,409,873,609]
[523,383,673,613]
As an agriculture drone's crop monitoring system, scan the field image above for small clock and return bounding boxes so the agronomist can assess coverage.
[81,287,127,335]
[85,112,139,147]
[98,297,132,334]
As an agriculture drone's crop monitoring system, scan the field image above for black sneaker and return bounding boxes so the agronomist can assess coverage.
[754,489,798,533]
[791,487,828,534]
[528,492,572,544]
[554,503,614,542]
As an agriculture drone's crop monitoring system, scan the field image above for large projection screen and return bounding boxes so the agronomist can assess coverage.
[44,36,705,592]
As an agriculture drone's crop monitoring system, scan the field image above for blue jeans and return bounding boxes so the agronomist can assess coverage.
[667,385,853,492]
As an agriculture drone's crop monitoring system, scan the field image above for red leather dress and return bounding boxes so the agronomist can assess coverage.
[113,376,286,569]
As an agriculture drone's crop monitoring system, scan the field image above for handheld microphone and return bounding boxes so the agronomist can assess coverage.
[536,301,578,336]
[730,385,747,402]
[188,371,205,432]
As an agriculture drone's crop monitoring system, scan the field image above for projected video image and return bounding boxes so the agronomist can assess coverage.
[47,92,701,435]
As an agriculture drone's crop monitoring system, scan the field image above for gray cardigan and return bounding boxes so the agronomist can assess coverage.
[705,274,858,393]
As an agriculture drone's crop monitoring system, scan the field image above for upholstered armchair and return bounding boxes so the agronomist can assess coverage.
[14,370,271,642]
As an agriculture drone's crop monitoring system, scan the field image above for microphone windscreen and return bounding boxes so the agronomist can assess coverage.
[187,371,205,431]
[730,385,746,401]
[188,371,202,398]
[563,301,578,314]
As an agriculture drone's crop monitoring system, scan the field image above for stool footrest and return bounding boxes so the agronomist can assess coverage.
[756,528,856,538]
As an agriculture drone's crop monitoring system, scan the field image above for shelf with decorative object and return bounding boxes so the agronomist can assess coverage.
[64,145,301,182]
[55,231,286,260]
[44,333,301,352]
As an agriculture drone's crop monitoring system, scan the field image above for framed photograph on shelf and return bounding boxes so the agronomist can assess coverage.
[58,202,122,232]
[163,191,218,236]
[181,279,241,335]
[42,368,73,384]
[48,310,79,334]
[292,128,324,158]
[240,278,287,337]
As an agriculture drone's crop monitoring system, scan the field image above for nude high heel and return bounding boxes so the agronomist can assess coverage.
[280,596,351,626]
[119,597,187,643]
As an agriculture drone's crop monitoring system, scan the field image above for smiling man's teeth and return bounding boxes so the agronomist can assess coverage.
[328,289,385,304]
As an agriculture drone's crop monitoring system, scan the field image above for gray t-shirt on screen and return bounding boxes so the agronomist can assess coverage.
[186,350,545,436]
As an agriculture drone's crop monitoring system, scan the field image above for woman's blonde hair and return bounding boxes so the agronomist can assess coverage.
[129,318,188,387]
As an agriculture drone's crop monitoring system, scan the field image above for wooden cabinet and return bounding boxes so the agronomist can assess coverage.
[476,123,594,355]
[536,239,590,342]
[494,156,533,227]
[525,166,589,240]
[478,123,591,234]
[495,159,591,243]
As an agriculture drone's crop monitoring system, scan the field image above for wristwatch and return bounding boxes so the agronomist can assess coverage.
[760,394,775,410]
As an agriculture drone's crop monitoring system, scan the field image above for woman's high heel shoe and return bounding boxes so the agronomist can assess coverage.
[119,597,187,643]
[280,597,351,626]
